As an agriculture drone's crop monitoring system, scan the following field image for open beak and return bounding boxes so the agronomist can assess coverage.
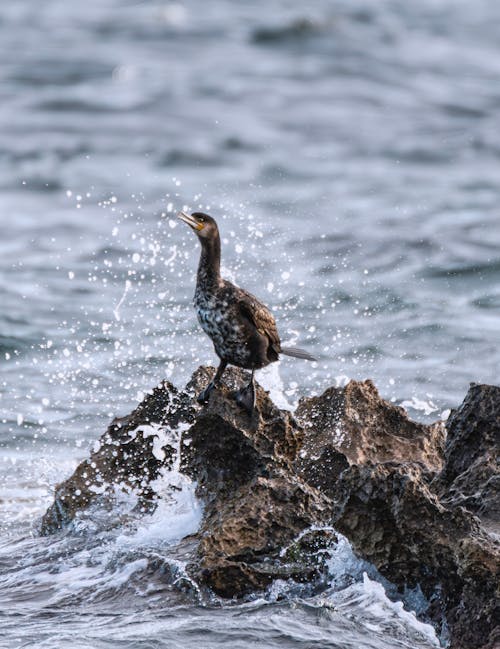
[177,211,203,231]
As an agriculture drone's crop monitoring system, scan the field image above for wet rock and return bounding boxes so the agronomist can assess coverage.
[40,380,195,534]
[296,445,349,493]
[437,383,500,525]
[296,379,445,477]
[40,369,499,649]
[41,366,333,595]
[181,367,332,595]
[181,366,304,496]
[331,461,499,648]
[194,475,332,597]
[321,385,500,649]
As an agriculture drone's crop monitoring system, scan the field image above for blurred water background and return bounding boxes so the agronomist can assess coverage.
[0,1,499,647]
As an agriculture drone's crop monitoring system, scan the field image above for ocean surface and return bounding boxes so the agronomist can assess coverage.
[1,1,499,647]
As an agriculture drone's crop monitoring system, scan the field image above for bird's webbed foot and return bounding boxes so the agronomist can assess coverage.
[234,380,256,414]
[197,381,217,404]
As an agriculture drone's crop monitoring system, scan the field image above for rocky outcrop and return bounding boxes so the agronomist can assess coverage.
[41,366,334,595]
[298,381,499,649]
[295,379,446,471]
[436,383,500,525]
[40,369,499,649]
[332,462,499,649]
[180,368,333,595]
[40,380,196,533]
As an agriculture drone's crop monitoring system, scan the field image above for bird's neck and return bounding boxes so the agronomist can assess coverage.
[197,236,221,293]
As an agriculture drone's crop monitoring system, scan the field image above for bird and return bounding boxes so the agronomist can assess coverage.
[178,210,316,412]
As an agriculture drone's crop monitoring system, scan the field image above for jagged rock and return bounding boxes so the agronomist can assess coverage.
[40,380,195,534]
[40,368,499,649]
[41,366,333,595]
[331,461,499,648]
[181,367,332,595]
[296,379,445,472]
[437,383,500,526]
[314,384,499,649]
[193,475,333,596]
[181,367,304,495]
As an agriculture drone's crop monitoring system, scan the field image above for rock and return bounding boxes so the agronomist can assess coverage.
[193,475,333,596]
[437,383,500,526]
[40,368,499,649]
[41,366,334,595]
[296,445,349,493]
[331,461,499,648]
[40,380,195,534]
[181,367,333,595]
[317,384,500,649]
[295,380,445,492]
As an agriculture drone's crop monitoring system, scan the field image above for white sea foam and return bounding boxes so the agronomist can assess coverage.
[116,420,203,547]
[400,396,439,416]
[330,573,440,647]
[0,455,203,610]
[118,468,203,548]
[324,533,439,647]
[257,362,296,410]
[127,421,171,461]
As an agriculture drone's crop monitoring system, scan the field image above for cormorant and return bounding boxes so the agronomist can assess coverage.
[178,211,316,412]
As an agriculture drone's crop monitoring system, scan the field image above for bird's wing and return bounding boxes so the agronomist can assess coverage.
[236,288,281,351]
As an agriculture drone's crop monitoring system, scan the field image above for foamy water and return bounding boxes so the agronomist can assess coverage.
[0,444,439,649]
[0,366,442,649]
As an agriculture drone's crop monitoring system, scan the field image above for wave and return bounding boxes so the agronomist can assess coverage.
[251,18,326,44]
[423,259,500,279]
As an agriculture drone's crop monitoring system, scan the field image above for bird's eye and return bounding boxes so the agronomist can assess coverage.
[198,217,205,222]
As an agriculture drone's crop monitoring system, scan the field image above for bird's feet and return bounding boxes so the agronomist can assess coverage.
[234,380,256,414]
[197,381,216,404]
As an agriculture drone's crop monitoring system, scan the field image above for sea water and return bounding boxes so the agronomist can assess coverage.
[2,0,499,646]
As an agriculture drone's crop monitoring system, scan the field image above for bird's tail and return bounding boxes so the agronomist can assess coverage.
[280,346,317,361]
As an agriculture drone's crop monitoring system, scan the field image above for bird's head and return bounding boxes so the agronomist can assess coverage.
[177,211,219,241]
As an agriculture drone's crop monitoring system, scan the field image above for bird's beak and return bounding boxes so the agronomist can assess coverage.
[177,211,204,231]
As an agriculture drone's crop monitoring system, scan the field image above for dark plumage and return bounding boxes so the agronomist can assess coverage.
[178,211,316,411]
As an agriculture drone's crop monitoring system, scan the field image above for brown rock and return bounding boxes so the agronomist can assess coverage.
[180,367,332,594]
[194,475,332,596]
[296,380,499,649]
[40,380,195,534]
[39,368,499,649]
[437,383,500,526]
[181,366,303,492]
[332,462,499,649]
[41,366,333,595]
[296,379,445,470]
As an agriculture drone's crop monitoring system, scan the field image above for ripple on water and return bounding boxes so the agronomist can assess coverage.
[423,259,500,279]
[471,293,500,309]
